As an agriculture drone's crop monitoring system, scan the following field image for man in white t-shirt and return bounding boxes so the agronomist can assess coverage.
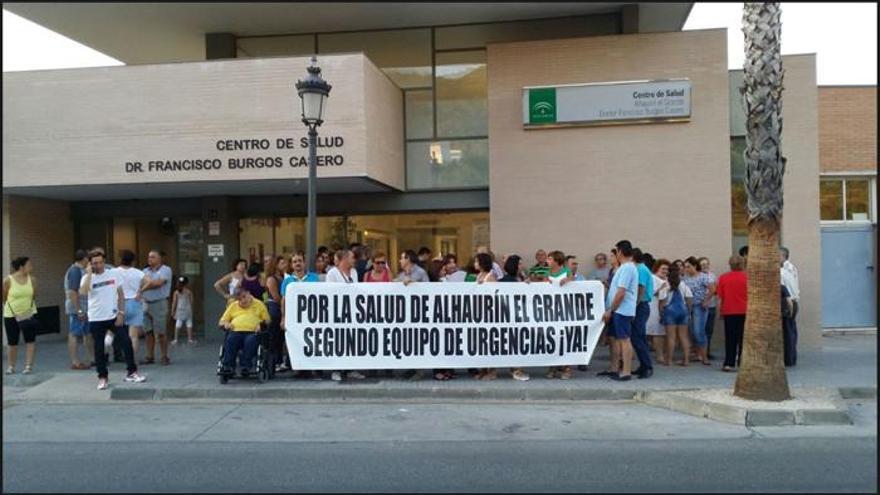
[115,250,151,360]
[79,250,146,390]
[325,249,366,382]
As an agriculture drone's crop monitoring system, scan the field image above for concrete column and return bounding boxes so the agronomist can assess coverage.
[201,196,239,342]
[621,4,639,34]
[205,33,237,60]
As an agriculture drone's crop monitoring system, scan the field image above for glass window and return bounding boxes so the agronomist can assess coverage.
[239,218,274,265]
[274,217,306,256]
[845,179,871,221]
[731,181,748,236]
[435,15,620,50]
[405,90,433,140]
[820,180,844,221]
[318,29,432,88]
[730,138,748,239]
[236,35,314,58]
[435,51,487,138]
[406,139,489,190]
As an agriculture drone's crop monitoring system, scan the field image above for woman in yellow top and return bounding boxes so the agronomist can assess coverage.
[218,288,270,376]
[3,257,38,375]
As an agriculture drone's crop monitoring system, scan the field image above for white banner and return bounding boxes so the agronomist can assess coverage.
[284,281,606,370]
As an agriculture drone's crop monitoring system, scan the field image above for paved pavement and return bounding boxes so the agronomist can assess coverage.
[3,332,875,403]
[3,400,877,492]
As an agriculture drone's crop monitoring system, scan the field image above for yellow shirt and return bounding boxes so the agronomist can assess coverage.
[4,275,36,318]
[220,299,269,332]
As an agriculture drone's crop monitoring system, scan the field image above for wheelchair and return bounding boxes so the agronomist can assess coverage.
[216,325,274,384]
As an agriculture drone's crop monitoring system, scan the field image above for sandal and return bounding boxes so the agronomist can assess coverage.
[161,357,171,366]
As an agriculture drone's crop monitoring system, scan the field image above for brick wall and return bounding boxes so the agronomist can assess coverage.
[819,86,877,172]
[2,195,74,338]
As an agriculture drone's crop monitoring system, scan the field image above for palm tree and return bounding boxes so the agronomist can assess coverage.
[733,2,791,401]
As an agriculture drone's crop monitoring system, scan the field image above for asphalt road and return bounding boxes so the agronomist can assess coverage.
[3,401,877,492]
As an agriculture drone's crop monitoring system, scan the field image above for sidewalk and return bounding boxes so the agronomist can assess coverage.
[3,333,876,402]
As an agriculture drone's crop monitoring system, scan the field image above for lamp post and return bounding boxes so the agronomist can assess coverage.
[296,56,331,273]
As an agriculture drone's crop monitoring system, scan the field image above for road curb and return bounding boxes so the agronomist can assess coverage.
[638,389,857,427]
[110,386,638,402]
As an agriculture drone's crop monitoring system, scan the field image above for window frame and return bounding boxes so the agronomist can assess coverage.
[819,173,877,225]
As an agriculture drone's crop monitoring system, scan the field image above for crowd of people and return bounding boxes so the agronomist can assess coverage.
[1,239,801,390]
[208,240,801,383]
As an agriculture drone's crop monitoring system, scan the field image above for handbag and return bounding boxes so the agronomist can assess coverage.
[6,296,41,336]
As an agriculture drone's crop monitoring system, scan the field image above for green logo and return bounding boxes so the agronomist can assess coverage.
[529,88,557,124]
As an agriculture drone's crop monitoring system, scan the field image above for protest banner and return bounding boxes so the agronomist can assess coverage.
[284,280,606,370]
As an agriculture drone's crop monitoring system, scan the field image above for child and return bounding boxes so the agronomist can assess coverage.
[171,276,195,345]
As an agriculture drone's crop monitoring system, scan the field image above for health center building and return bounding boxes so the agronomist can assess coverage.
[3,3,865,345]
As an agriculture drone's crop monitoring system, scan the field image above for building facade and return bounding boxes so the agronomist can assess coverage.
[3,3,849,346]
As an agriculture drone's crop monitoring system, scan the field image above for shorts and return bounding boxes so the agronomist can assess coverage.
[662,309,688,326]
[143,299,169,335]
[68,314,90,337]
[611,313,633,339]
[4,317,37,345]
[124,299,145,327]
[175,318,193,329]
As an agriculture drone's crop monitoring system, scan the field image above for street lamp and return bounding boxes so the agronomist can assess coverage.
[296,56,331,273]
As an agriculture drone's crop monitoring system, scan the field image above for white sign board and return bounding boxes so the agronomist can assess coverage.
[207,244,224,257]
[523,79,691,128]
[284,281,606,370]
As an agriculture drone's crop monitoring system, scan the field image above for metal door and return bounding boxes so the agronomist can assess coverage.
[821,224,877,328]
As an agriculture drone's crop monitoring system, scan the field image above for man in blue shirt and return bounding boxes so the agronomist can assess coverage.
[279,253,319,377]
[601,240,639,381]
[631,248,655,379]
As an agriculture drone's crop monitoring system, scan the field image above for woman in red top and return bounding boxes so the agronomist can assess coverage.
[716,254,748,372]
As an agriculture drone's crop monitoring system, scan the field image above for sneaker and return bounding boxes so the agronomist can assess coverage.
[124,372,147,383]
[512,369,530,381]
[347,371,366,380]
[480,370,498,381]
[5,366,15,375]
[22,366,32,375]
[97,378,109,390]
[330,371,342,382]
[545,368,558,379]
[559,367,574,380]
[170,339,178,346]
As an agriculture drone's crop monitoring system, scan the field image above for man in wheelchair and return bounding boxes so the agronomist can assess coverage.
[218,288,270,378]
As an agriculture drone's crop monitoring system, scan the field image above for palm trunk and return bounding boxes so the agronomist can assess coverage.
[733,2,791,401]
[734,217,790,400]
